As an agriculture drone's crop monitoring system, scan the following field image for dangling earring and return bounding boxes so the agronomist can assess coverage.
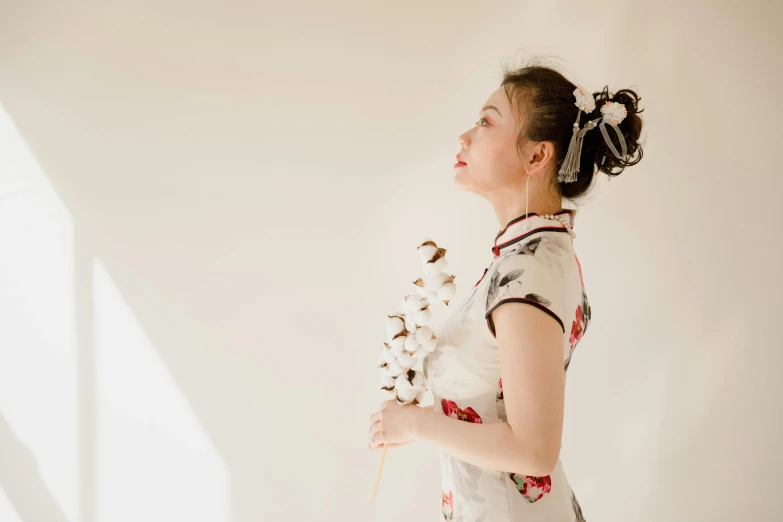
[524,172,531,231]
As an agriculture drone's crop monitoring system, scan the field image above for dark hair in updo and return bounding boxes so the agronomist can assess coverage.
[500,57,645,201]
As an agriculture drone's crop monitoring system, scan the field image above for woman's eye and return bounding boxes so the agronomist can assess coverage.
[474,117,488,126]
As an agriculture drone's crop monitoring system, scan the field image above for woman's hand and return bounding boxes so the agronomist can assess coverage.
[368,400,422,450]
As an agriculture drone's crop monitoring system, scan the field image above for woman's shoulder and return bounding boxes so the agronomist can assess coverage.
[484,231,581,333]
[500,231,575,276]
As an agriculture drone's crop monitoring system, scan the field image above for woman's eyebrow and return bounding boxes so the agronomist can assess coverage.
[480,105,503,117]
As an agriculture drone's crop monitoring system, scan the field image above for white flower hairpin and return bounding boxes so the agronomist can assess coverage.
[558,86,629,183]
[371,238,456,503]
[574,87,596,113]
[601,100,627,125]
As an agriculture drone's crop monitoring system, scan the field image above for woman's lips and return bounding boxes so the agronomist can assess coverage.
[454,161,467,168]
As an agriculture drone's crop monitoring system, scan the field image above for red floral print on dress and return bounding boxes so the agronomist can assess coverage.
[496,378,504,401]
[441,490,454,520]
[508,473,552,503]
[441,399,483,423]
[569,306,585,350]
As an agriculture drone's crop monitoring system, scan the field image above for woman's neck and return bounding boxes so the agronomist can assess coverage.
[495,201,564,229]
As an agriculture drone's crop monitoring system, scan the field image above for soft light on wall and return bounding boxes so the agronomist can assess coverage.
[0,103,228,522]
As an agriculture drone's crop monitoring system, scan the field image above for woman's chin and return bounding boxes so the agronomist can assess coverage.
[452,171,471,191]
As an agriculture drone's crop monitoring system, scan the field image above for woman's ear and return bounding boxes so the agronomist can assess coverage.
[526,141,556,176]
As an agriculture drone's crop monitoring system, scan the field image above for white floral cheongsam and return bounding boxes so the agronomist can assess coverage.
[422,209,590,522]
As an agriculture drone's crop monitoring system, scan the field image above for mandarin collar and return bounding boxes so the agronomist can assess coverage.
[491,209,576,257]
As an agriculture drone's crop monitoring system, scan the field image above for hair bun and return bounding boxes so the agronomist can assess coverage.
[591,86,645,177]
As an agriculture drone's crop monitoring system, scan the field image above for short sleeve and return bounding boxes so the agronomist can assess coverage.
[484,246,567,338]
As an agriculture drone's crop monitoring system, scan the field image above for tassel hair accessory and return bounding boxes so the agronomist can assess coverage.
[557,87,629,183]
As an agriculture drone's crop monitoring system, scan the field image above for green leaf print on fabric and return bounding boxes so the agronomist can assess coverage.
[508,473,552,503]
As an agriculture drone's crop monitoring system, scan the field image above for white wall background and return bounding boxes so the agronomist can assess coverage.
[0,1,781,521]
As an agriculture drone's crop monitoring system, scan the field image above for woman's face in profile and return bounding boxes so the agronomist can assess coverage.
[454,86,528,196]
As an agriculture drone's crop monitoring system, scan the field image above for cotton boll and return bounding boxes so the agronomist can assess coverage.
[386,316,405,340]
[404,335,419,353]
[423,272,451,289]
[395,377,418,404]
[396,395,413,406]
[396,351,414,370]
[417,243,437,264]
[405,313,417,337]
[415,326,434,344]
[433,256,448,273]
[404,294,427,312]
[380,388,396,401]
[396,386,418,404]
[413,345,429,359]
[413,282,429,297]
[438,282,456,302]
[382,344,395,363]
[402,314,416,332]
[423,341,438,355]
[413,307,431,326]
[405,294,426,311]
[389,336,406,356]
[415,389,427,405]
[386,359,404,376]
[422,262,437,277]
[422,337,438,353]
[380,371,396,389]
[423,258,448,277]
[420,243,446,265]
[395,374,413,392]
[420,270,445,290]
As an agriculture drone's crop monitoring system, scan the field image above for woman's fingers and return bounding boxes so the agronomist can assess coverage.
[370,424,383,448]
[369,414,383,449]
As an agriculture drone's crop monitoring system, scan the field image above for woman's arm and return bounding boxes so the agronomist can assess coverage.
[370,302,564,477]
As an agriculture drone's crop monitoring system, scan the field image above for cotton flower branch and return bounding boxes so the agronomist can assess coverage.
[371,238,457,503]
[376,239,456,406]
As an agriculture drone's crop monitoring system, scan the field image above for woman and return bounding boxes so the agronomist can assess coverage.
[368,62,645,521]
